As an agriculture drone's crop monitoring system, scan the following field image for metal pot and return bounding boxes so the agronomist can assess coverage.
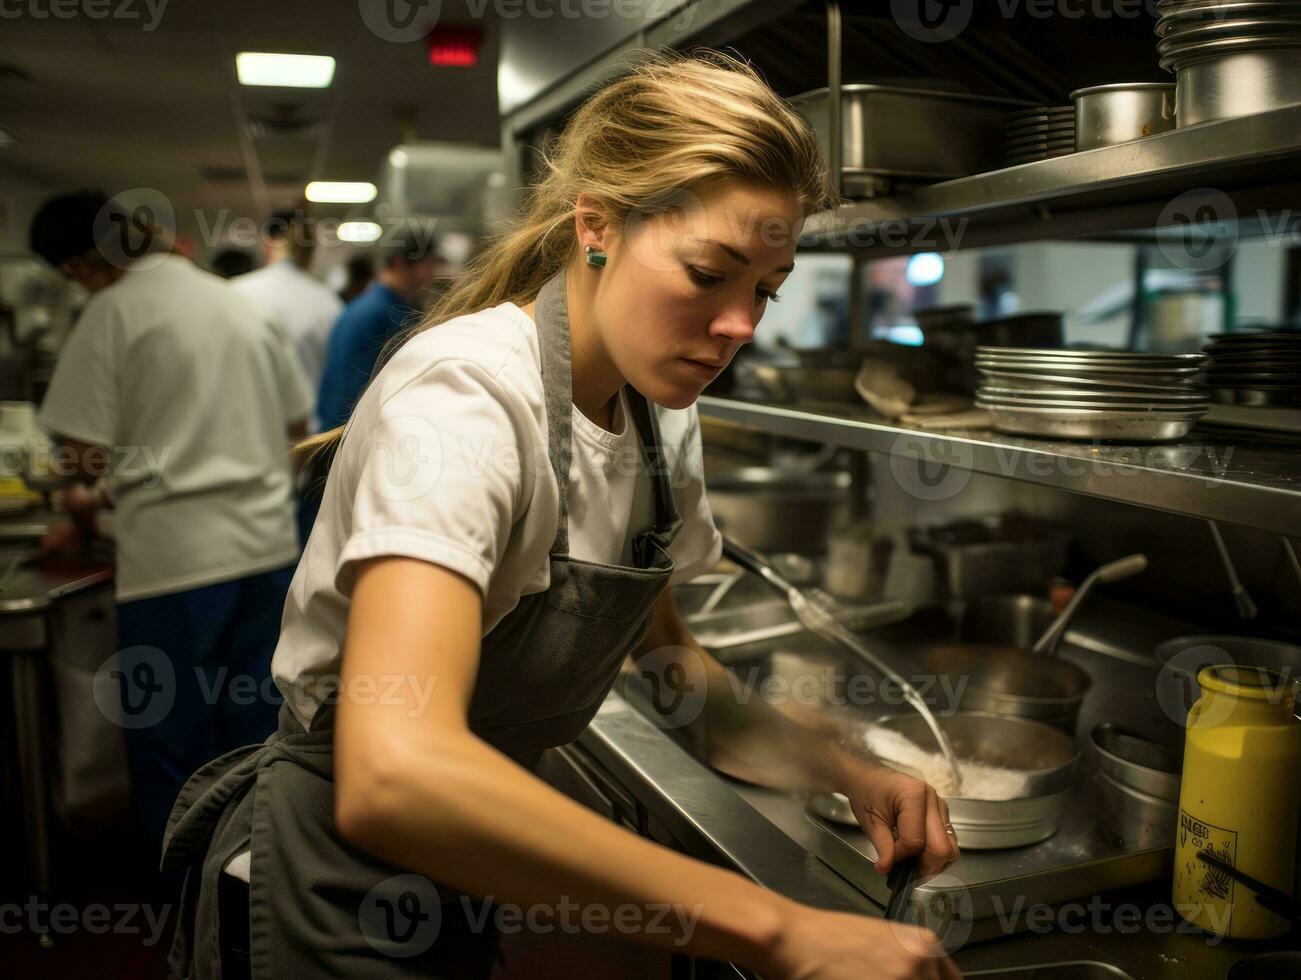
[706,468,851,556]
[808,712,1081,849]
[1072,83,1176,149]
[912,644,1093,731]
[1172,46,1301,126]
[1154,634,1301,720]
[912,516,1069,600]
[1090,723,1182,848]
[957,594,1055,648]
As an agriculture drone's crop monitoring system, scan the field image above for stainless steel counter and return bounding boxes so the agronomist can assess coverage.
[574,597,1299,979]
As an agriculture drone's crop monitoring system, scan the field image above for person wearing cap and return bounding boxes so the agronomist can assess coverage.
[28,190,314,872]
[232,208,343,430]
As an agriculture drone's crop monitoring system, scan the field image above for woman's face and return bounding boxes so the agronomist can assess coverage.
[591,180,804,410]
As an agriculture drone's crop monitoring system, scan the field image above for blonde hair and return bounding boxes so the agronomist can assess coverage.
[300,48,835,458]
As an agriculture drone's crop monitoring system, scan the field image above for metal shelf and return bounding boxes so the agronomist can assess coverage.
[802,103,1301,255]
[698,396,1301,536]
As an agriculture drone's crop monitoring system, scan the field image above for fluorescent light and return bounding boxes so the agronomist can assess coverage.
[305,181,377,204]
[337,221,382,243]
[236,52,335,88]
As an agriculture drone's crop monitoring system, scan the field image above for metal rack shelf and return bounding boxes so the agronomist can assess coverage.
[803,103,1301,255]
[698,396,1301,536]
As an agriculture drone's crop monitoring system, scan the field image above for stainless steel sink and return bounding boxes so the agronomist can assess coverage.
[965,962,1137,980]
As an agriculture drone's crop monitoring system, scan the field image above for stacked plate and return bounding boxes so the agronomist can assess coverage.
[1204,330,1301,407]
[1002,106,1076,167]
[1156,0,1301,67]
[975,346,1211,441]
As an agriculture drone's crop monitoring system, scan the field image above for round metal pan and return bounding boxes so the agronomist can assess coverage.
[976,361,1205,379]
[1206,371,1301,383]
[1003,124,1077,140]
[977,346,1206,362]
[982,405,1202,440]
[1004,106,1074,121]
[1210,386,1301,407]
[979,385,1208,403]
[977,369,1201,392]
[806,712,1081,849]
[1090,723,1182,849]
[979,396,1207,413]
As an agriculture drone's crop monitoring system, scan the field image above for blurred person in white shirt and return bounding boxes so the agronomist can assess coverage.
[233,207,343,431]
[29,190,313,875]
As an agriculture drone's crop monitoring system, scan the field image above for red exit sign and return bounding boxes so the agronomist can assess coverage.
[428,26,482,67]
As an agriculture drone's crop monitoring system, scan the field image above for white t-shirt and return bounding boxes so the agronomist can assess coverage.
[233,260,343,426]
[38,254,313,601]
[272,300,723,728]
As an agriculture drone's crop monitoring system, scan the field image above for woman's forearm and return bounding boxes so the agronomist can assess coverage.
[631,587,868,793]
[336,725,795,971]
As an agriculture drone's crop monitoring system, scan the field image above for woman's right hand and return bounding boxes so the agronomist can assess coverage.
[761,901,961,980]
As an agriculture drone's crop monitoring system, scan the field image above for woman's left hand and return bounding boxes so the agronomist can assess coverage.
[838,760,959,877]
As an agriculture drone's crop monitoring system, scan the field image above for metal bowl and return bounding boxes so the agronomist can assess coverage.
[1090,722,1181,848]
[808,712,1081,849]
[912,644,1093,731]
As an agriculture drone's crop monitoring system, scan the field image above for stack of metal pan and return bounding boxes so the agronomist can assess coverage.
[1155,0,1301,126]
[1204,330,1301,406]
[1001,105,1076,166]
[975,346,1211,441]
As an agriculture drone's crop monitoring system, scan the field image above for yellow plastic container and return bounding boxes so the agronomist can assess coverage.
[1173,665,1301,939]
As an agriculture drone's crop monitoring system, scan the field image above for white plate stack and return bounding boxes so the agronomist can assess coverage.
[975,346,1211,441]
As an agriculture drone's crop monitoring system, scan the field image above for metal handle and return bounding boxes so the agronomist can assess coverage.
[884,856,921,923]
[827,0,842,200]
[1032,553,1148,657]
[1207,520,1258,620]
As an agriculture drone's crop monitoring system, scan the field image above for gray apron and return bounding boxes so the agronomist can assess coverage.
[160,271,683,979]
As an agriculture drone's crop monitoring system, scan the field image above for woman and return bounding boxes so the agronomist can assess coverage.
[163,51,962,979]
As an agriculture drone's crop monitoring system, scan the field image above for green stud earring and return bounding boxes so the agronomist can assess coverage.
[584,245,607,268]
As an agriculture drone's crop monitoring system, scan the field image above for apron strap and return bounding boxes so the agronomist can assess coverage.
[534,271,575,557]
[624,386,683,544]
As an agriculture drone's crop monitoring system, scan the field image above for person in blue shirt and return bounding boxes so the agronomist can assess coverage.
[300,226,445,545]
[317,228,444,429]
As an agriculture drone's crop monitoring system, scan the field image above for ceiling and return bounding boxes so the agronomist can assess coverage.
[0,0,502,248]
